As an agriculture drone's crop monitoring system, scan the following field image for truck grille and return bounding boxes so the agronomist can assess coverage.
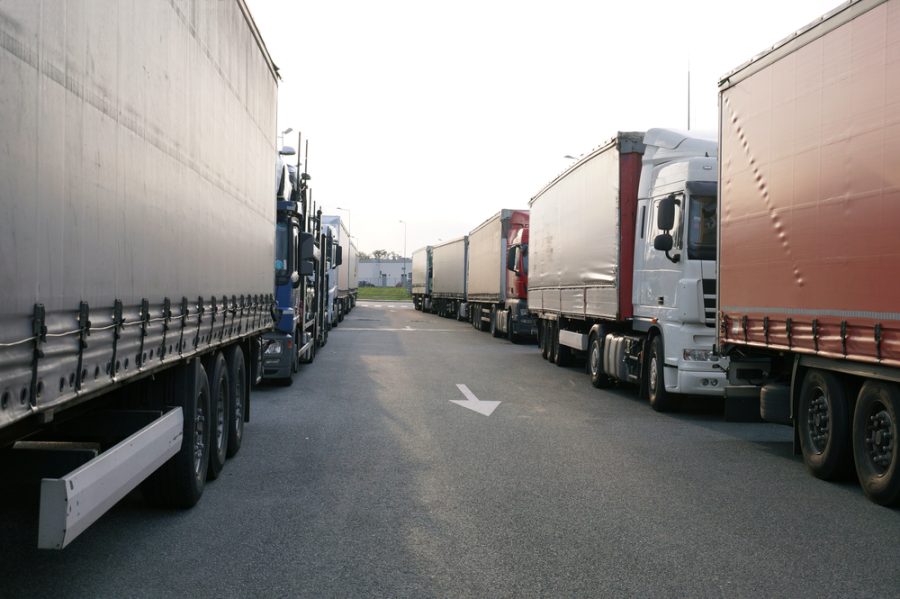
[702,278,716,327]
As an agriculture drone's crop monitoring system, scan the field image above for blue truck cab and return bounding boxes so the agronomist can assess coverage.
[262,149,319,383]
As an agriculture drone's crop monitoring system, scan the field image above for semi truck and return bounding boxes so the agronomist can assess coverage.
[321,223,344,329]
[466,210,537,342]
[261,145,326,383]
[431,237,469,319]
[718,0,900,505]
[528,129,726,411]
[0,0,277,547]
[322,215,357,319]
[411,246,433,312]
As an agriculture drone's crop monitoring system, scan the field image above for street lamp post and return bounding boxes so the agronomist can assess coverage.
[399,220,407,289]
[279,127,293,149]
[335,206,351,233]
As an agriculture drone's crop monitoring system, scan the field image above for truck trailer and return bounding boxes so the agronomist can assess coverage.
[0,0,277,547]
[718,0,900,505]
[528,129,725,411]
[411,246,433,312]
[431,237,469,319]
[322,216,356,320]
[466,210,537,342]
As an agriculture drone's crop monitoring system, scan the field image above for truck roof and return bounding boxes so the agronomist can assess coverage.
[718,0,881,90]
[237,0,280,81]
[530,132,644,206]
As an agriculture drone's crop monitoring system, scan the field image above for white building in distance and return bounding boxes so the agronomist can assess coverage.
[359,258,412,288]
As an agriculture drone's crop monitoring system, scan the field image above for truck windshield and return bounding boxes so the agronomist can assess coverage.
[275,222,290,283]
[687,195,716,261]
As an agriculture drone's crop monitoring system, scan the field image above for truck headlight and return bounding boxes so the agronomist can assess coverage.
[683,349,719,362]
[264,341,283,355]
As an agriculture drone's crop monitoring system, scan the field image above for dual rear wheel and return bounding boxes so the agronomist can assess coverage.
[144,345,249,508]
[798,369,900,506]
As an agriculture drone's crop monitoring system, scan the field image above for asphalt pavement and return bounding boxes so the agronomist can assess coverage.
[1,300,899,598]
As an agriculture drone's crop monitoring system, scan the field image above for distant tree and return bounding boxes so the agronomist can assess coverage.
[358,251,371,260]
[372,249,388,259]
[387,251,400,260]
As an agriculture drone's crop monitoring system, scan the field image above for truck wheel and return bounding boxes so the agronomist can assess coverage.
[798,369,851,480]
[490,308,501,338]
[206,353,230,480]
[554,322,571,367]
[541,321,551,360]
[300,330,316,364]
[852,381,900,505]
[224,345,246,458]
[143,360,211,508]
[588,332,612,388]
[507,313,518,344]
[647,335,675,412]
[550,322,561,364]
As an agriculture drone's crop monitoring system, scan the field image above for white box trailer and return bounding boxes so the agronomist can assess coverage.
[0,0,277,547]
[431,236,468,319]
[465,209,535,340]
[322,215,357,316]
[411,246,433,311]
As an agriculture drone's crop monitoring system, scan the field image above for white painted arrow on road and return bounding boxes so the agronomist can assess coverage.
[450,384,500,416]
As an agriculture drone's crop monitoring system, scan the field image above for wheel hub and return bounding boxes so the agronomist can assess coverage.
[193,410,206,474]
[864,408,894,473]
[591,345,600,375]
[649,357,658,393]
[807,392,830,452]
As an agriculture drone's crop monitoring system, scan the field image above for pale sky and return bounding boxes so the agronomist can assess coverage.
[245,0,842,256]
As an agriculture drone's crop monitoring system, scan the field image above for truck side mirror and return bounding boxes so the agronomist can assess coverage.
[653,233,680,263]
[335,245,343,267]
[290,272,301,288]
[653,233,673,252]
[299,232,315,276]
[506,246,518,272]
[657,194,676,231]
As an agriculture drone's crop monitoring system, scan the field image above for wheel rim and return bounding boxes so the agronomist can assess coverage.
[590,341,600,376]
[863,402,894,475]
[649,354,658,395]
[193,391,207,476]
[215,377,227,453]
[806,387,831,453]
[233,367,244,442]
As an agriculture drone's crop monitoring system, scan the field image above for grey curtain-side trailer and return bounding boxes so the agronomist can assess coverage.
[0,0,278,547]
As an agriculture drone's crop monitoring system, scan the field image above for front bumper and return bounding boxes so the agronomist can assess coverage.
[665,364,727,396]
[261,334,292,379]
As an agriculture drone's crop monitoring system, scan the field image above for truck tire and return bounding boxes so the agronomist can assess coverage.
[490,308,501,338]
[588,332,612,388]
[555,324,572,367]
[540,320,550,360]
[852,381,900,506]
[647,335,675,412]
[798,369,851,480]
[206,352,230,480]
[143,359,211,508]
[549,322,561,364]
[300,329,316,364]
[224,345,246,458]
[507,313,518,344]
